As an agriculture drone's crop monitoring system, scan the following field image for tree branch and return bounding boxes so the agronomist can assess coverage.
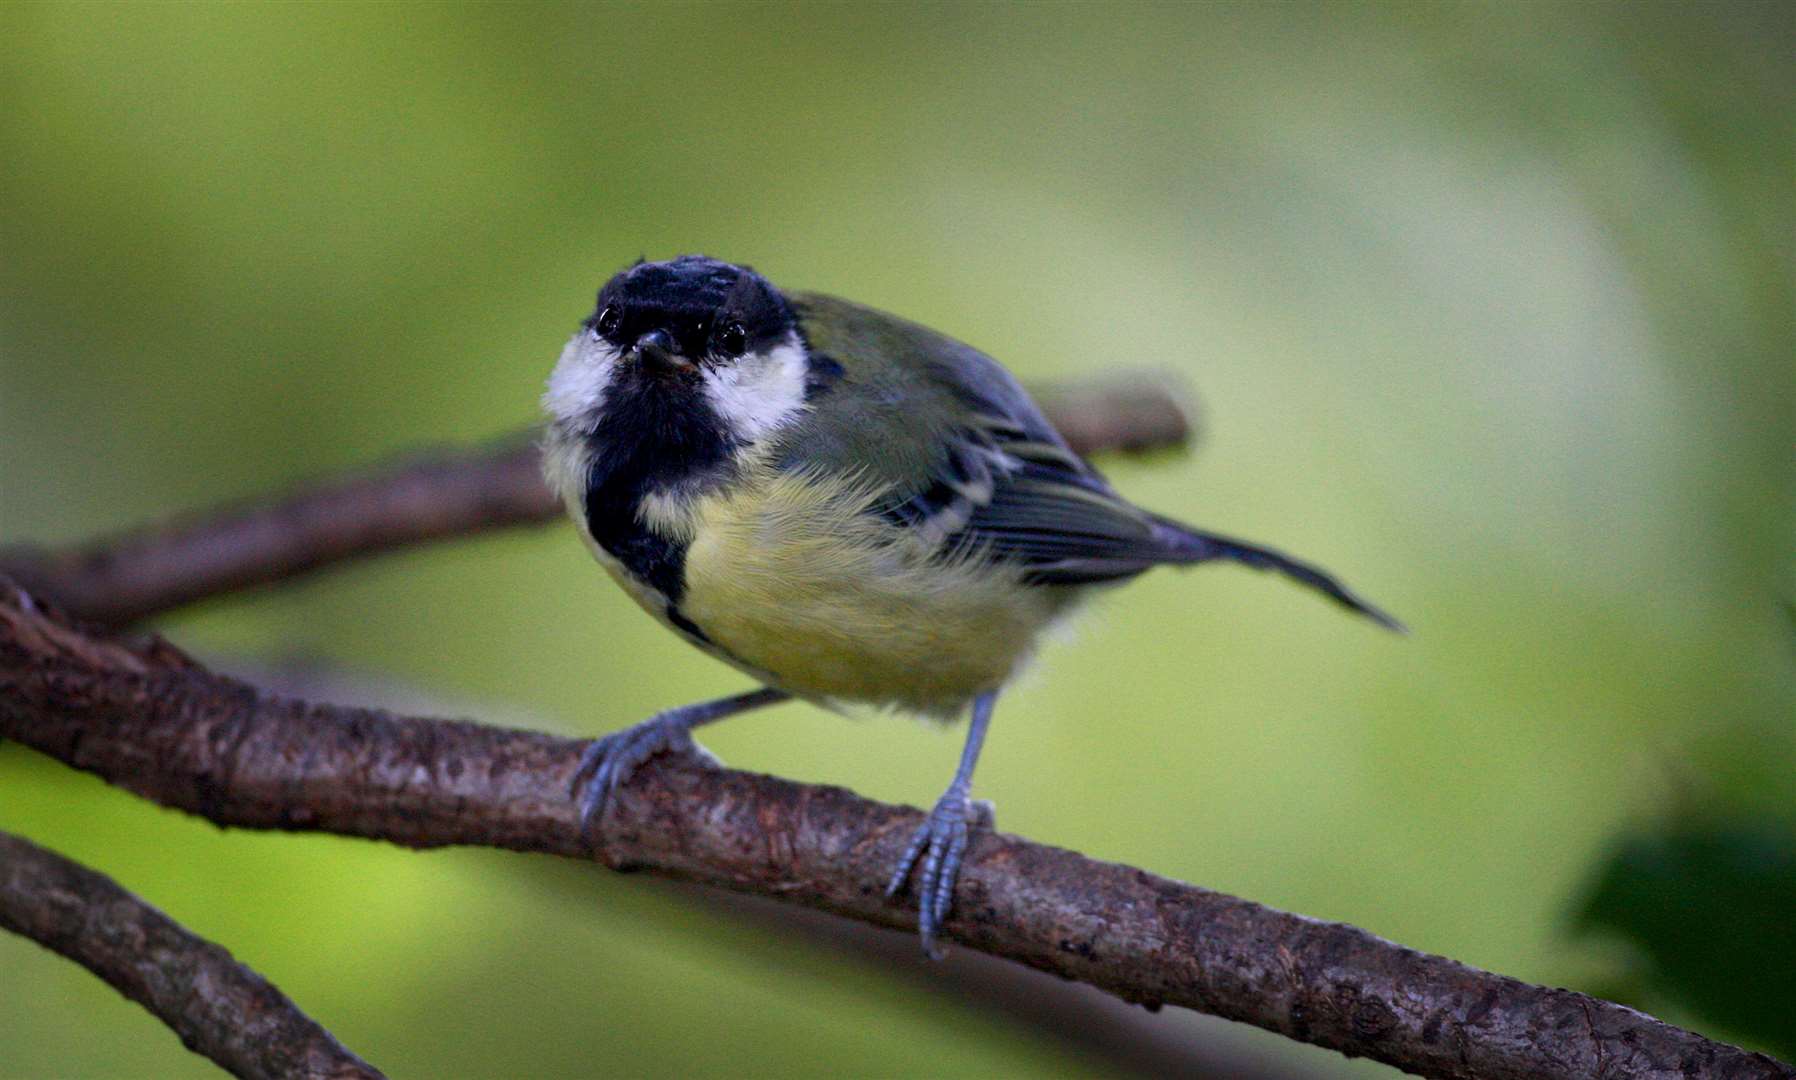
[0,828,382,1080]
[246,659,1308,1079]
[1,584,1785,1080]
[696,886,1309,1079]
[0,374,1193,629]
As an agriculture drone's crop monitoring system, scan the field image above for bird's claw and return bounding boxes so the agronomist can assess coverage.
[570,714,719,833]
[885,789,994,958]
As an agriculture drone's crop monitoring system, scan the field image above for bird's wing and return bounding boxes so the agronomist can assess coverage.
[783,292,1176,585]
[882,412,1186,585]
[780,292,1404,625]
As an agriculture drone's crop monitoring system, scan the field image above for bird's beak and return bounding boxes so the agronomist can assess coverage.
[631,328,695,373]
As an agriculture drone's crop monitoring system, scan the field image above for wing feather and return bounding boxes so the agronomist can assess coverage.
[885,423,1178,586]
[783,292,1179,585]
[777,292,1402,627]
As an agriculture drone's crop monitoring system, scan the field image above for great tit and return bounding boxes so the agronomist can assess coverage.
[542,255,1401,955]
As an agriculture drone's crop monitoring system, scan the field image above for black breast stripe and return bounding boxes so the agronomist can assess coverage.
[583,374,735,605]
[666,606,713,644]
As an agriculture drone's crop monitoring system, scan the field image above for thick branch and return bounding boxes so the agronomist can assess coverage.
[0,585,1784,1080]
[0,829,381,1080]
[0,374,1193,628]
[248,660,1299,1080]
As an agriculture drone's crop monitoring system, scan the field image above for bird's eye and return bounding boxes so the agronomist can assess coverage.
[714,320,747,357]
[594,305,622,338]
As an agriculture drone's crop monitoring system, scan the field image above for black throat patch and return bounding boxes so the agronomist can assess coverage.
[583,372,734,607]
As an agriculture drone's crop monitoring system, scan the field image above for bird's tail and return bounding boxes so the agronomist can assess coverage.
[1149,516,1407,633]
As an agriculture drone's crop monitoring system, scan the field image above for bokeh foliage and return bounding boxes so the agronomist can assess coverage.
[1575,819,1796,1060]
[1,2,1791,1076]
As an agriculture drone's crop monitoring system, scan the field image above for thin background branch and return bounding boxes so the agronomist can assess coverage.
[0,829,382,1080]
[2,584,1786,1080]
[0,373,1194,628]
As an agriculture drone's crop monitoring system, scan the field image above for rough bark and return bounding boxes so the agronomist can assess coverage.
[1,584,1785,1080]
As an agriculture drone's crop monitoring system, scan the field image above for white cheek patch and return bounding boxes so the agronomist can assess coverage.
[701,336,809,445]
[541,331,620,429]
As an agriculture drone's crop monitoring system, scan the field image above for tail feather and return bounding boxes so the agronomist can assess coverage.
[1152,519,1407,633]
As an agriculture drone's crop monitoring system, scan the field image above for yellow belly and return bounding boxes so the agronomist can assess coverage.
[674,469,1071,716]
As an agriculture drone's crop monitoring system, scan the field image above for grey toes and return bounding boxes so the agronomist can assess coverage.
[885,788,989,958]
[571,717,700,831]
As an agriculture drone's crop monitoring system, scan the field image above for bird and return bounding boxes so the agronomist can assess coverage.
[541,254,1401,955]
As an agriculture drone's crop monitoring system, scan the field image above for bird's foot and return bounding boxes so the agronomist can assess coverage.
[885,787,995,958]
[570,713,721,833]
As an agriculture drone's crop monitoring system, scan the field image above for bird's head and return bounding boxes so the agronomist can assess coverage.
[544,255,809,448]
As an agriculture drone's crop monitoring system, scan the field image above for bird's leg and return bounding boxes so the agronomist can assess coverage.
[571,687,789,831]
[885,690,999,958]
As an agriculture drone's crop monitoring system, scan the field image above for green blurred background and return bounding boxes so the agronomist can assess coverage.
[2,2,1791,1076]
